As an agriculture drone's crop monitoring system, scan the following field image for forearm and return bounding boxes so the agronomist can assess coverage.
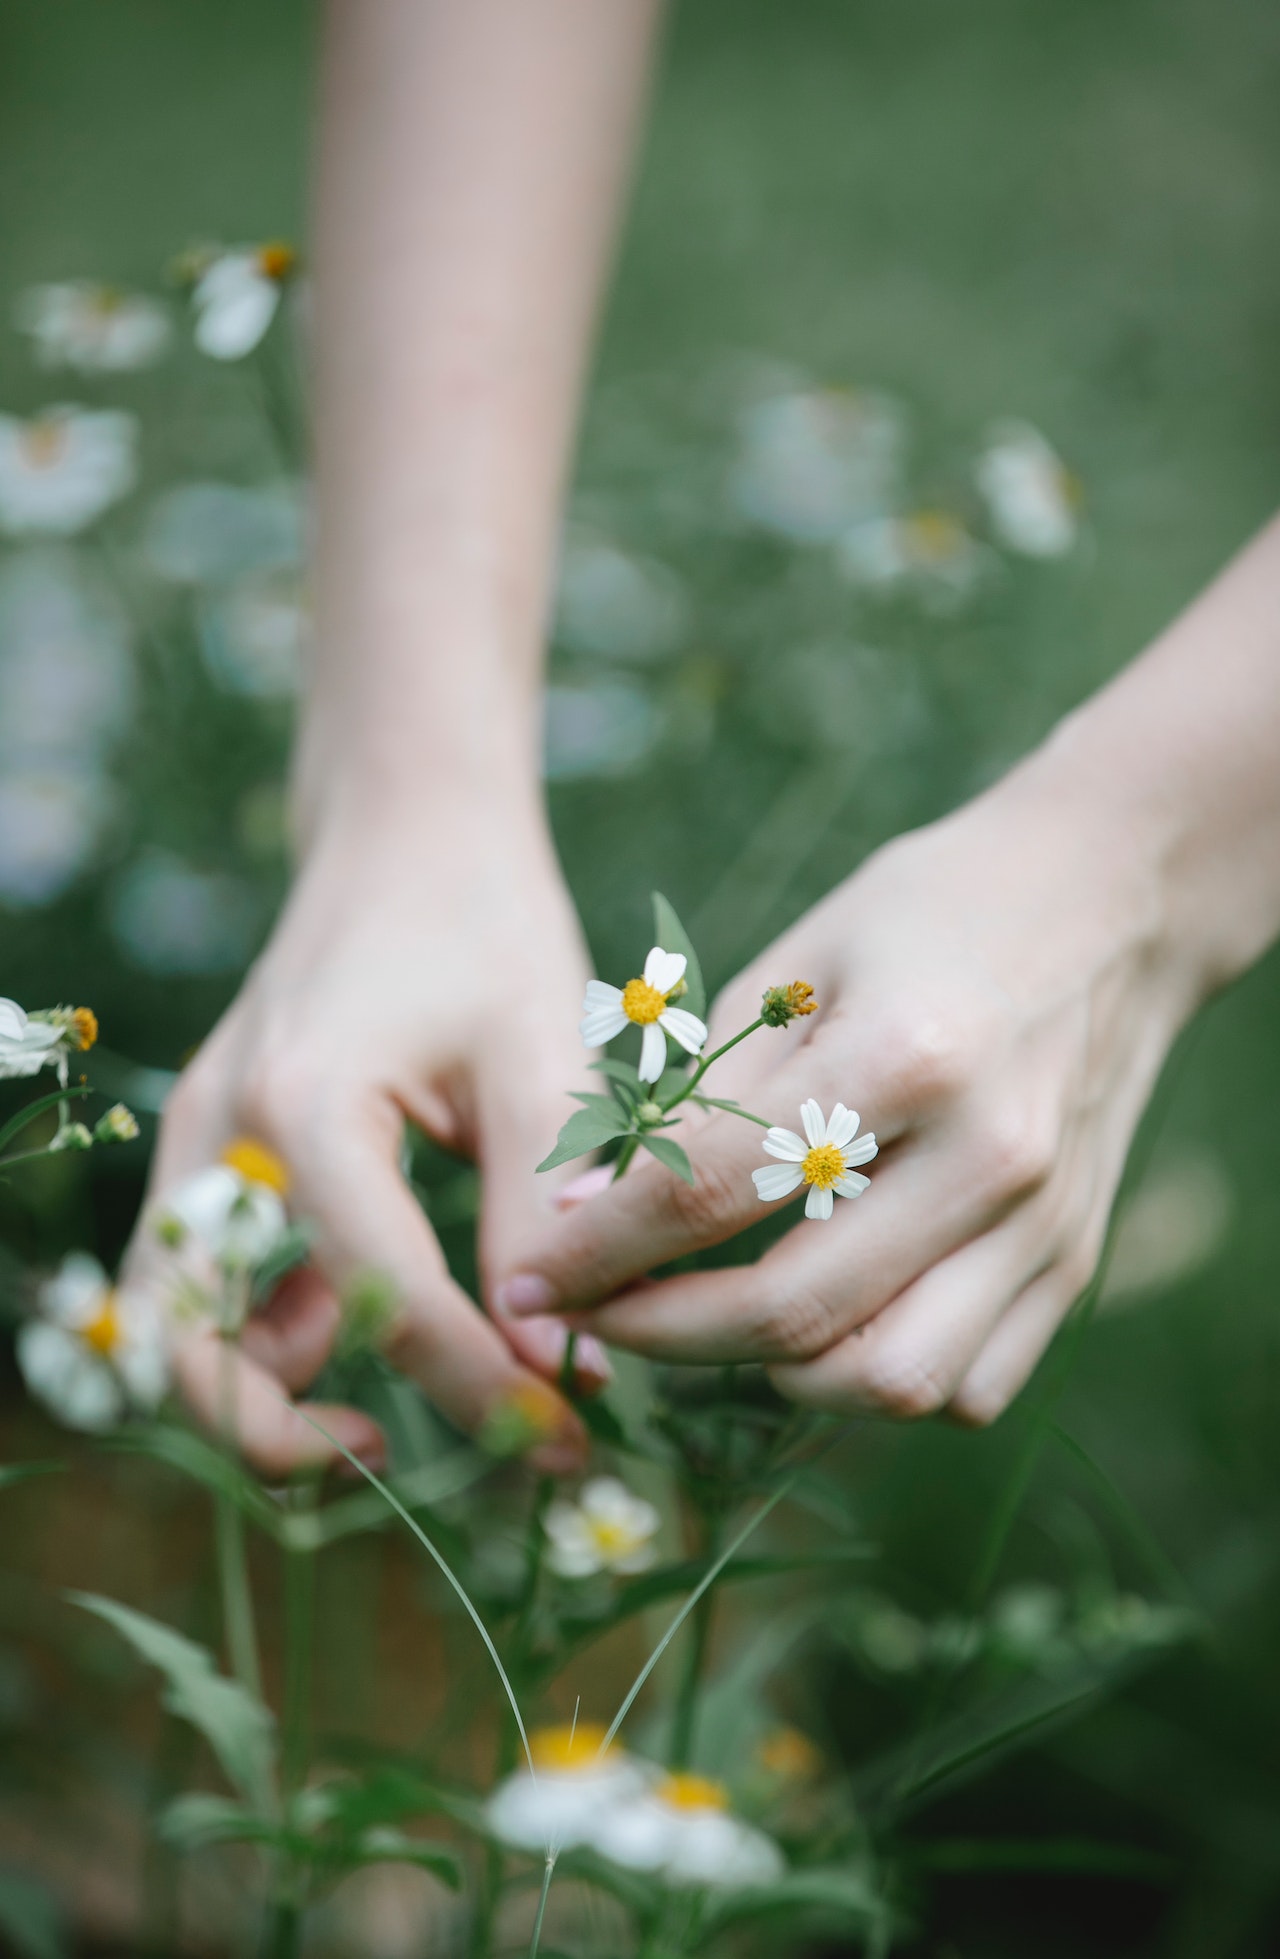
[297,0,663,840]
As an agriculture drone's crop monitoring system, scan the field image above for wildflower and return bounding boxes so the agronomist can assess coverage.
[760,981,818,1028]
[0,997,66,1079]
[545,1477,661,1579]
[730,386,905,543]
[591,1770,786,1889]
[837,510,987,607]
[50,1122,93,1152]
[756,1727,823,1782]
[189,244,297,360]
[15,283,170,372]
[554,530,688,662]
[479,1378,568,1459]
[94,1103,140,1145]
[580,947,707,1083]
[975,421,1080,558]
[485,1724,648,1855]
[157,1138,290,1270]
[110,853,257,976]
[0,765,107,907]
[16,1252,167,1431]
[0,408,137,536]
[752,1099,878,1221]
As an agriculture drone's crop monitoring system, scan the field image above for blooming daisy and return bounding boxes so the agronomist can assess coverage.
[15,283,171,373]
[580,946,707,1084]
[0,998,96,1081]
[485,1724,648,1855]
[975,420,1080,558]
[590,1771,785,1889]
[545,1477,661,1579]
[752,1099,878,1220]
[190,244,297,361]
[0,409,137,536]
[16,1252,168,1432]
[837,509,988,608]
[157,1138,290,1272]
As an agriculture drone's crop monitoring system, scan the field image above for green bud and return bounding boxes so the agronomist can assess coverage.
[636,1100,664,1125]
[51,1122,93,1152]
[94,1102,140,1144]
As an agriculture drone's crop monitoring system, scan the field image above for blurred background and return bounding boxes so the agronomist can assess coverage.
[2,0,1279,1954]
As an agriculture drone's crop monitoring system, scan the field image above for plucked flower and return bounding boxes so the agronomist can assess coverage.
[0,409,137,536]
[157,1137,290,1270]
[16,1252,167,1432]
[752,1099,878,1221]
[975,421,1080,558]
[580,946,707,1084]
[590,1770,785,1889]
[0,997,66,1079]
[545,1477,661,1579]
[15,283,171,372]
[760,980,818,1028]
[485,1724,648,1855]
[190,244,297,360]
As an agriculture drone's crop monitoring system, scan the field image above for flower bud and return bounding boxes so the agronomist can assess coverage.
[51,1122,93,1152]
[94,1103,140,1145]
[761,981,818,1028]
[636,1100,664,1125]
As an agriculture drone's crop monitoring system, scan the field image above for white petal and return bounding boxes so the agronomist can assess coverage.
[41,1252,109,1327]
[800,1099,827,1148]
[842,1132,878,1167]
[643,947,686,995]
[193,267,279,360]
[638,1022,667,1082]
[583,980,624,1010]
[753,1165,804,1202]
[580,1007,629,1047]
[824,1104,860,1149]
[0,998,28,1039]
[761,1127,807,1162]
[834,1171,872,1198]
[805,1184,835,1220]
[658,1006,706,1055]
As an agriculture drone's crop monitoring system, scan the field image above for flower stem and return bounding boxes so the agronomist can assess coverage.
[659,1019,766,1116]
[281,1476,318,1798]
[526,1851,557,1959]
[215,1335,263,1704]
[668,1582,714,1770]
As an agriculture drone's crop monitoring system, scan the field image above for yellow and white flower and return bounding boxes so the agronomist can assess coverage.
[485,1724,648,1855]
[580,946,707,1084]
[974,420,1080,558]
[15,283,171,372]
[545,1477,661,1579]
[753,1099,878,1221]
[157,1138,290,1270]
[0,409,137,536]
[191,245,296,361]
[17,1252,167,1431]
[591,1770,785,1889]
[837,510,988,607]
[0,998,95,1081]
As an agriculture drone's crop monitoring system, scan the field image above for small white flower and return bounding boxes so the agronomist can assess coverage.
[191,245,296,360]
[591,1772,786,1890]
[15,283,171,373]
[0,408,137,536]
[837,510,988,609]
[110,853,257,976]
[975,421,1080,558]
[0,764,110,907]
[730,386,905,543]
[554,530,688,662]
[544,679,660,782]
[485,1725,648,1855]
[753,1099,878,1221]
[545,1477,661,1579]
[142,480,306,586]
[158,1159,288,1272]
[200,573,308,699]
[0,996,65,1079]
[16,1252,168,1432]
[580,946,707,1084]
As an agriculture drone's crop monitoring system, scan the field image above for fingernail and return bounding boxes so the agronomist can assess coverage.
[573,1334,613,1388]
[552,1164,614,1211]
[495,1273,556,1319]
[514,1314,572,1374]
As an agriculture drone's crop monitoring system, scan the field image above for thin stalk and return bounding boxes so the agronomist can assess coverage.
[281,1476,318,1797]
[658,1020,765,1116]
[257,1896,302,1959]
[527,1851,557,1959]
[216,1334,263,1702]
[668,1583,714,1769]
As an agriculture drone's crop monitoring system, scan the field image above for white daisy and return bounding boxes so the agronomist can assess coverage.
[15,283,171,373]
[158,1139,290,1272]
[0,996,65,1079]
[545,1477,661,1579]
[0,409,137,536]
[837,509,988,609]
[485,1725,648,1855]
[580,946,707,1084]
[752,1099,878,1221]
[730,386,906,543]
[16,1252,168,1432]
[975,420,1080,558]
[191,245,296,361]
[590,1771,785,1890]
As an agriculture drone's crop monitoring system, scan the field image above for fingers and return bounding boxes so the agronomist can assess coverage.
[947,1249,1097,1427]
[238,1267,342,1394]
[173,1325,386,1481]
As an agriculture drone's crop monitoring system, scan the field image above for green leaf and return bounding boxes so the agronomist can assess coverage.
[252,1222,314,1302]
[537,1103,631,1173]
[575,1393,633,1450]
[105,1426,283,1537]
[651,892,706,1020]
[0,1461,61,1493]
[699,1867,883,1936]
[590,1058,642,1094]
[160,1793,278,1852]
[347,1828,462,1887]
[691,1095,771,1128]
[71,1593,276,1808]
[568,1091,629,1118]
[639,1133,694,1185]
[0,1084,91,1156]
[0,1873,67,1959]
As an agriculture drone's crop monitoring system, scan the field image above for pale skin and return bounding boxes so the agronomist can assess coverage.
[126,0,1280,1469]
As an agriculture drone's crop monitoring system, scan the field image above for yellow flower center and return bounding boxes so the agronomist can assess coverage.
[656,1772,729,1813]
[221,1137,290,1195]
[801,1141,845,1191]
[80,1292,121,1358]
[756,1726,822,1781]
[70,1006,98,1052]
[622,976,668,1025]
[587,1517,647,1561]
[89,286,123,316]
[257,242,297,281]
[20,419,69,471]
[905,509,964,563]
[529,1723,614,1771]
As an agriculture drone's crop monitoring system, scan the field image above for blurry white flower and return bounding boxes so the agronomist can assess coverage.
[0,765,110,908]
[753,1099,877,1221]
[581,947,707,1084]
[1102,1152,1234,1309]
[975,421,1080,557]
[730,387,905,543]
[158,1139,290,1272]
[837,510,989,609]
[988,1584,1067,1663]
[591,1771,785,1889]
[17,1252,168,1431]
[544,679,659,781]
[95,1102,140,1144]
[485,1724,648,1854]
[15,283,171,372]
[0,409,137,536]
[554,532,688,662]
[545,1477,661,1578]
[142,481,306,587]
[0,997,65,1078]
[854,1600,929,1674]
[200,573,308,698]
[110,853,257,976]
[0,553,134,764]
[191,244,297,360]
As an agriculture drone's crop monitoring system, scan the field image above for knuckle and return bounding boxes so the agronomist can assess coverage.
[856,1349,950,1421]
[949,1379,1008,1428]
[660,1153,743,1243]
[977,1111,1056,1203]
[237,1049,319,1144]
[750,1280,840,1362]
[873,1010,973,1112]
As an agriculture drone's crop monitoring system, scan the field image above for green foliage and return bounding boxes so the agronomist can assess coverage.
[537,1101,631,1172]
[652,891,706,1020]
[639,1132,695,1183]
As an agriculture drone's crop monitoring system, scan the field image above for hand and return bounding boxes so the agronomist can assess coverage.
[123,807,606,1476]
[495,759,1201,1424]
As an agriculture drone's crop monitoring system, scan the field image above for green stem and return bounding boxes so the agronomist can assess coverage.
[281,1478,318,1798]
[668,1583,714,1769]
[215,1337,263,1705]
[257,1895,302,1959]
[659,1019,765,1115]
[527,1852,557,1959]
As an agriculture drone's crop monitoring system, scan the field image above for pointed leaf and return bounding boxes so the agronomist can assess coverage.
[699,1867,883,1936]
[0,1084,91,1155]
[160,1793,279,1852]
[639,1133,694,1185]
[651,892,706,1020]
[537,1104,630,1174]
[692,1095,771,1128]
[0,1462,61,1492]
[568,1091,629,1118]
[590,1058,642,1092]
[348,1828,462,1887]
